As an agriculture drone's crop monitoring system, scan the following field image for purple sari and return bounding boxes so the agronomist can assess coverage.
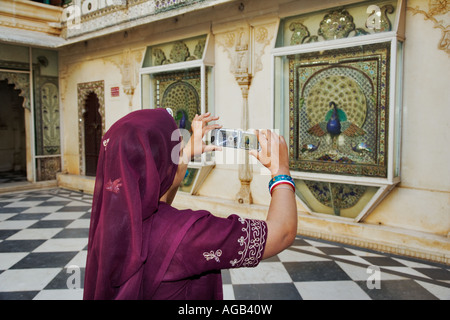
[83,109,267,300]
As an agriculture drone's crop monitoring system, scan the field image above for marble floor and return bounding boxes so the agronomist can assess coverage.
[0,187,449,300]
[0,171,27,184]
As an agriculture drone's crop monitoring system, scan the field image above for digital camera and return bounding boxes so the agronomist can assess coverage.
[210,128,261,151]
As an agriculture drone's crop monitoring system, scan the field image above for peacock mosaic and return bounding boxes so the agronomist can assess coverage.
[153,69,204,132]
[289,42,390,178]
[153,69,205,191]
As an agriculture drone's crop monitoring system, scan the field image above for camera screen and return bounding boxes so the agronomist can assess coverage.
[211,129,260,151]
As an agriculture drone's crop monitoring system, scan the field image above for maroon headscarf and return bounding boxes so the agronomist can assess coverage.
[83,109,198,299]
[84,108,268,300]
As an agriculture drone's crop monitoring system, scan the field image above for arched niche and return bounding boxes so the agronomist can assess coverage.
[77,80,105,176]
[0,72,33,182]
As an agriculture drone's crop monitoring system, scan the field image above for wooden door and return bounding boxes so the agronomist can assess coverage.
[84,92,102,177]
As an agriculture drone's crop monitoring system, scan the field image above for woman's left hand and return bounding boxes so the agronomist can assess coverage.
[181,113,222,163]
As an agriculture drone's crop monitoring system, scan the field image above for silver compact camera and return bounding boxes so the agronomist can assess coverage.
[210,128,261,151]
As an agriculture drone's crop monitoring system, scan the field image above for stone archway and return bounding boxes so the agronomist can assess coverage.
[77,80,105,176]
[0,72,31,110]
[0,72,33,182]
[0,80,26,179]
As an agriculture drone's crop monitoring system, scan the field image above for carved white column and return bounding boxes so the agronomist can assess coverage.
[236,75,253,204]
[217,24,274,204]
[234,26,253,204]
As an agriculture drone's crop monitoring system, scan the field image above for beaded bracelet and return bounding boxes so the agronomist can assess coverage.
[271,185,295,194]
[269,174,295,195]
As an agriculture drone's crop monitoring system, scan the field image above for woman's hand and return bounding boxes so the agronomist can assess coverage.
[162,113,221,204]
[250,130,297,260]
[181,113,222,164]
[249,129,290,177]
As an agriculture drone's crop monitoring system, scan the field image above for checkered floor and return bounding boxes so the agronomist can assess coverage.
[0,188,449,300]
[0,171,27,184]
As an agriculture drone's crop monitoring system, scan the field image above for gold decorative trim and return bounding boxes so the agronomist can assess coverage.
[407,1,450,55]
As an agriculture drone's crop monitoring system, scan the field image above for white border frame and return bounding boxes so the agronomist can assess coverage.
[139,33,216,194]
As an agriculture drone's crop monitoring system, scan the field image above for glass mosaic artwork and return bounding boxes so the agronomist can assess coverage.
[153,69,204,132]
[289,41,391,178]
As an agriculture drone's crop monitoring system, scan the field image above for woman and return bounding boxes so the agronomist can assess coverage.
[83,108,297,300]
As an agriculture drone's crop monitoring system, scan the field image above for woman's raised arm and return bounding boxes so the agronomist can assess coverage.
[250,130,298,259]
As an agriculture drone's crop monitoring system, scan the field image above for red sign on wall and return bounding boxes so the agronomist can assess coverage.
[111,86,120,97]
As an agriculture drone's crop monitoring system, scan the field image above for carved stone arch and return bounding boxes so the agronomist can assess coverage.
[0,72,31,109]
[0,71,33,182]
[77,80,105,176]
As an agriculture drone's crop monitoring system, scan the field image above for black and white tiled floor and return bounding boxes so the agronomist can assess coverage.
[0,171,27,184]
[0,188,449,300]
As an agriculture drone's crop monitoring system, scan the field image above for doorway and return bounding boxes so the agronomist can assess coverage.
[83,92,102,177]
[0,80,26,183]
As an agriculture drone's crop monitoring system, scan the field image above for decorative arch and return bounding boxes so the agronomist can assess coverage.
[77,80,105,175]
[0,72,30,109]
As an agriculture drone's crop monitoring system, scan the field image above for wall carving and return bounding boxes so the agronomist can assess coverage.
[34,75,62,182]
[106,49,143,107]
[217,23,275,204]
[34,75,60,156]
[408,0,450,55]
[36,157,61,181]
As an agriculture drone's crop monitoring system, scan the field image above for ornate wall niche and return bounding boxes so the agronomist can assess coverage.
[77,80,105,176]
[289,42,390,178]
[141,34,215,195]
[153,69,203,121]
[273,0,405,221]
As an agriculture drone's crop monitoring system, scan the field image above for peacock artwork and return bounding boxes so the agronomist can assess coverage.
[154,69,203,133]
[289,42,390,178]
[288,42,391,215]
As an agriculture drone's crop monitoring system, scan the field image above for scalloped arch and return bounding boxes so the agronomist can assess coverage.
[0,72,30,109]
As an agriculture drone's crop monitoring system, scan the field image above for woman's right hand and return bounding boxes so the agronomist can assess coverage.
[250,129,297,260]
[249,129,290,177]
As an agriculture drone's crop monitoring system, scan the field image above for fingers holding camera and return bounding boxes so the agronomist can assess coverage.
[193,113,222,135]
[250,129,290,177]
[184,113,222,161]
[198,113,223,153]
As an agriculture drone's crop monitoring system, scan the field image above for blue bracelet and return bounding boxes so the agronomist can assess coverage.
[269,175,295,194]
